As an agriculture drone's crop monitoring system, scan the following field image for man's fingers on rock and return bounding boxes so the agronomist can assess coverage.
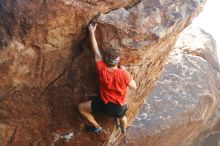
[89,24,92,30]
[89,23,97,31]
[94,23,97,29]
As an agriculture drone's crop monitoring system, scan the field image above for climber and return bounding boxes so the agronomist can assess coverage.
[78,23,137,134]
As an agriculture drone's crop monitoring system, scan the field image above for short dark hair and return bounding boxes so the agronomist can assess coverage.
[103,48,120,67]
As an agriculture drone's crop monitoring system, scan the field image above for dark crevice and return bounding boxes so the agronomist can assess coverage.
[6,127,18,146]
[90,0,142,20]
[0,87,18,102]
[0,34,3,49]
[124,0,142,10]
[38,65,69,98]
[37,34,88,98]
[80,0,97,6]
[32,45,43,79]
[40,55,45,79]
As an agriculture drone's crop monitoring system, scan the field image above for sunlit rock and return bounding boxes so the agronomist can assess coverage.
[123,27,220,146]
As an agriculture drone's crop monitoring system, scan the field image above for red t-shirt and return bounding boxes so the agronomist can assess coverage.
[96,60,132,106]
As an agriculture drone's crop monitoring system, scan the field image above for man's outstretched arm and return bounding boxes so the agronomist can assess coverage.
[89,23,102,62]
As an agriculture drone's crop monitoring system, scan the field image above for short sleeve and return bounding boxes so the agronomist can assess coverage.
[96,60,107,71]
[124,70,132,85]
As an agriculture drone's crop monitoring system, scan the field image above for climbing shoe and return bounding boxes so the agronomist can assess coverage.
[85,126,102,133]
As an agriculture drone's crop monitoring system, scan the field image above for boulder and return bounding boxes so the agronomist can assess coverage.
[0,0,206,145]
[122,27,220,146]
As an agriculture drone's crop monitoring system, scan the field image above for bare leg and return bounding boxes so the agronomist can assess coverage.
[78,100,101,128]
[119,116,127,133]
[115,117,120,128]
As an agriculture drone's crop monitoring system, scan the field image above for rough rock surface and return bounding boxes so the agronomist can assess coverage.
[0,0,206,146]
[122,27,220,146]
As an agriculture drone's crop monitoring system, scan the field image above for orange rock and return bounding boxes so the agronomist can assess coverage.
[0,0,206,145]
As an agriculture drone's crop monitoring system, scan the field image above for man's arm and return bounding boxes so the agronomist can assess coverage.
[89,23,102,62]
[120,65,137,90]
[128,79,137,89]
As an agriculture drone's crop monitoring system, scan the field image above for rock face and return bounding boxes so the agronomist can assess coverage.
[122,27,220,146]
[0,0,206,146]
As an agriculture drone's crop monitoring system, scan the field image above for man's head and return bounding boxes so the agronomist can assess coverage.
[103,48,120,67]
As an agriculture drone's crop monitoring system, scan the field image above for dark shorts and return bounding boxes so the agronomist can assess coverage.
[91,96,127,118]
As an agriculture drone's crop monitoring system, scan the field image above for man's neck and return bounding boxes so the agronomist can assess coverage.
[107,65,118,70]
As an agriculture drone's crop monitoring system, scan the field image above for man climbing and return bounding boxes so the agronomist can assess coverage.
[78,23,137,134]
